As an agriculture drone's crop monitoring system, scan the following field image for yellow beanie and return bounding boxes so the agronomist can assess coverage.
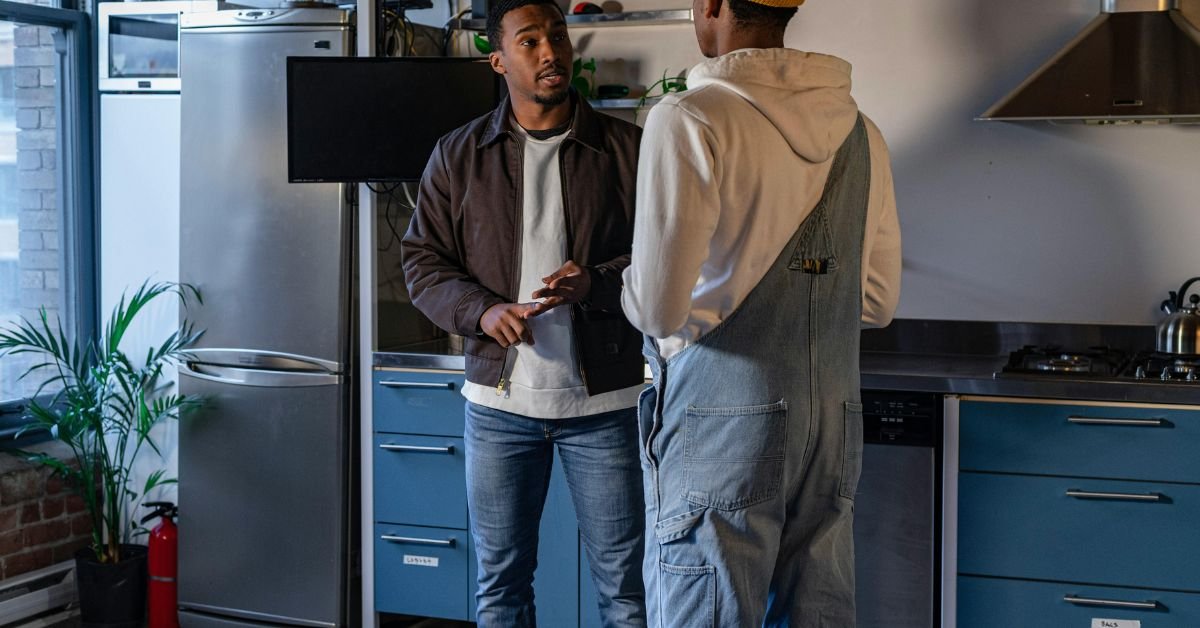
[742,0,805,7]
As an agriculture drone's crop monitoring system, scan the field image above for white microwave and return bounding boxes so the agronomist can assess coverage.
[98,1,219,92]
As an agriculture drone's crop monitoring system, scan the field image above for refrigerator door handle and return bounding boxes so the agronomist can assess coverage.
[186,348,340,373]
[179,361,341,388]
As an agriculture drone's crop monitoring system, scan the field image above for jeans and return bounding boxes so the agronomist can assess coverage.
[465,401,647,628]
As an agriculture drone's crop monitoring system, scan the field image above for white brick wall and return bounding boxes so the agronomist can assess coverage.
[14,19,58,320]
[5,14,60,400]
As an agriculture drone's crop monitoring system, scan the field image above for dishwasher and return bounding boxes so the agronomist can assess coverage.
[854,390,942,628]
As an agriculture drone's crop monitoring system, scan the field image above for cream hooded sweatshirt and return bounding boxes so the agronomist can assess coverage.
[621,48,901,359]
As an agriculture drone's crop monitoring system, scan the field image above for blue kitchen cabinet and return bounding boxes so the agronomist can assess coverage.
[956,397,1200,627]
[958,575,1200,628]
[375,524,472,620]
[374,369,467,436]
[373,369,469,621]
[373,433,467,529]
[958,472,1200,591]
[373,367,587,624]
[959,399,1200,482]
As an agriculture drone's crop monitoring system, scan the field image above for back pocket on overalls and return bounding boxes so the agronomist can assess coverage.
[683,401,787,510]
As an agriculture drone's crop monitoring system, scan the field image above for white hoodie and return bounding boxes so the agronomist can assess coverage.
[621,48,901,359]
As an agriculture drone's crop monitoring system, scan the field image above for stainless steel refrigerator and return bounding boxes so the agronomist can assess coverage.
[176,8,357,628]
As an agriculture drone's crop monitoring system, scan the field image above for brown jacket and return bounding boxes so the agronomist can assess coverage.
[401,95,644,395]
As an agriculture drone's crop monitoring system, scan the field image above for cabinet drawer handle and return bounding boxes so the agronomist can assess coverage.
[1063,595,1160,610]
[1067,415,1166,427]
[1066,489,1163,502]
[379,444,456,454]
[381,534,456,547]
[380,380,455,390]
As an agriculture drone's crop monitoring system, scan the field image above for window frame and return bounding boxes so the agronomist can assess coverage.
[0,0,96,444]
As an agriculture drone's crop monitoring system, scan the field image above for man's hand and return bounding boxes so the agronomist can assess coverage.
[526,260,591,318]
[480,303,537,347]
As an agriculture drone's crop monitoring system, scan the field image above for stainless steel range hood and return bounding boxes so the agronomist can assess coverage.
[978,0,1200,124]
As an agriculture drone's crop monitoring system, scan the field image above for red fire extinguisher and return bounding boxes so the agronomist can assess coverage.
[142,502,179,628]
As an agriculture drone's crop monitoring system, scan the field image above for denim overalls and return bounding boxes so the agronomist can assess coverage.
[640,115,870,628]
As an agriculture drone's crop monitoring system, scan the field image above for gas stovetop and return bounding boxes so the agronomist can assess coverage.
[996,345,1200,384]
[1124,352,1200,382]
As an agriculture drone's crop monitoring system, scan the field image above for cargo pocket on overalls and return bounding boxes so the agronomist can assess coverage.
[839,401,864,500]
[655,508,715,628]
[683,401,787,510]
[659,562,716,628]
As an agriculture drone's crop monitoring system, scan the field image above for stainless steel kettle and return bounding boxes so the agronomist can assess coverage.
[1157,276,1200,354]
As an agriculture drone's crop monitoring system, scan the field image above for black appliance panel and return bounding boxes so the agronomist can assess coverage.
[287,57,505,183]
[855,390,942,628]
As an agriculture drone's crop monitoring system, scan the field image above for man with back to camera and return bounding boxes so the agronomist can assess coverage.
[621,0,902,625]
[399,0,647,625]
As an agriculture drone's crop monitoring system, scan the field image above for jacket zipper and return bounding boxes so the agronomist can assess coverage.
[495,346,515,396]
[559,142,590,392]
[569,308,588,392]
[498,135,525,396]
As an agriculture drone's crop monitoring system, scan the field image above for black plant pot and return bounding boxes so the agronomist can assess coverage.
[74,544,148,628]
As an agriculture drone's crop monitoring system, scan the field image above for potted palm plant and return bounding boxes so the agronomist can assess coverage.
[0,280,202,627]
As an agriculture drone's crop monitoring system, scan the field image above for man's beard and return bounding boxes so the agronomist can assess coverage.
[534,88,570,107]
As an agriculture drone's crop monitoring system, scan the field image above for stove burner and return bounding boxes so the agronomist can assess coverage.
[1000,345,1127,378]
[1000,346,1200,383]
[1123,352,1200,382]
[1034,355,1094,373]
[1173,358,1200,374]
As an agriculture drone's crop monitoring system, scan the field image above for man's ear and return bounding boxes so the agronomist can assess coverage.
[489,50,506,75]
[700,0,723,20]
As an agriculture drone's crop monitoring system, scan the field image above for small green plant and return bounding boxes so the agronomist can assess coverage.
[571,57,597,99]
[640,70,688,106]
[0,280,203,564]
[473,33,491,55]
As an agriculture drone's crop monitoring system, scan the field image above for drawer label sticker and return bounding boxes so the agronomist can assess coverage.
[1092,620,1140,628]
[403,554,439,567]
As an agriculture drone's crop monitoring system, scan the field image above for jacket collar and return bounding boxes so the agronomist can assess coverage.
[479,90,604,152]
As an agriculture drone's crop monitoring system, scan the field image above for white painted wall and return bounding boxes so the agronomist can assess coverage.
[98,93,182,530]
[411,0,1200,324]
[790,0,1200,324]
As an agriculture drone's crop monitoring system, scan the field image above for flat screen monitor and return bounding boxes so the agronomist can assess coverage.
[287,57,504,183]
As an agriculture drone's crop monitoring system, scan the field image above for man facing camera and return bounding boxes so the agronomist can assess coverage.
[401,0,646,625]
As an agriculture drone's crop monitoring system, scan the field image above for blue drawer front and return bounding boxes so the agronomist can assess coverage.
[958,472,1200,591]
[374,434,467,529]
[375,524,471,620]
[373,370,466,437]
[959,575,1200,628]
[960,400,1200,483]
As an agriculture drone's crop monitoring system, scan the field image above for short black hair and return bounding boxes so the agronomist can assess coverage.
[486,0,566,52]
[727,0,796,33]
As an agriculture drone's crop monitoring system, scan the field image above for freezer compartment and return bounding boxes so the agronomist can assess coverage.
[178,367,350,626]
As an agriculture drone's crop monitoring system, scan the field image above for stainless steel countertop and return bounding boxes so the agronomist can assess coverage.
[373,348,1200,406]
[374,339,466,372]
[858,352,1200,405]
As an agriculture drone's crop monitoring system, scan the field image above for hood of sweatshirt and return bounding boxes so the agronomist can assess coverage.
[686,48,859,164]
